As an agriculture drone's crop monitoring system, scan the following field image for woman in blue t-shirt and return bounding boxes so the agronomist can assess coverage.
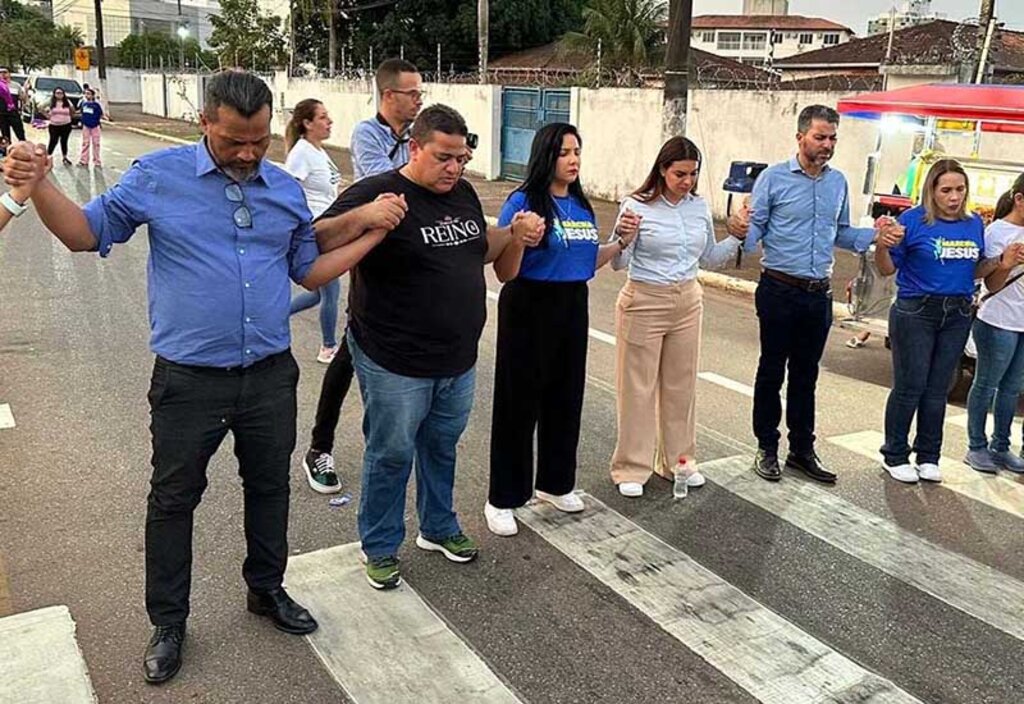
[484,123,640,537]
[875,159,990,484]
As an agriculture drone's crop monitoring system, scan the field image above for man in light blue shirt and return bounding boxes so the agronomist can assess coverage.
[3,70,408,685]
[733,105,880,485]
[350,58,423,181]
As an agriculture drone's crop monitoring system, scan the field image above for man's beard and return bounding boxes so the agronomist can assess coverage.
[224,163,259,182]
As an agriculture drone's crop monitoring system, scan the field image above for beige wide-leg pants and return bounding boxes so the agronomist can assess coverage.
[610,279,703,484]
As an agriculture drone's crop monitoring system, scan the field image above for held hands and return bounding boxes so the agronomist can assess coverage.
[727,196,751,239]
[998,242,1024,270]
[614,209,642,247]
[365,193,408,232]
[874,216,905,249]
[511,210,545,247]
[2,142,51,201]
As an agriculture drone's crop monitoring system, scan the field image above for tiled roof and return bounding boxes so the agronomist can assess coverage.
[775,19,1024,71]
[692,15,853,33]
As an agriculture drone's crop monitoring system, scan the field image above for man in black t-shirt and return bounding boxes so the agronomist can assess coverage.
[316,104,543,590]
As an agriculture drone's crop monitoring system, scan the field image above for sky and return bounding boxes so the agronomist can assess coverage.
[692,1,1024,33]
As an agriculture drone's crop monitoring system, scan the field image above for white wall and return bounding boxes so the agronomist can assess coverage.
[141,73,165,116]
[164,74,202,122]
[46,65,143,103]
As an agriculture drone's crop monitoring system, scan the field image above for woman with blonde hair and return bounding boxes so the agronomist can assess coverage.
[609,136,747,498]
[875,159,1001,484]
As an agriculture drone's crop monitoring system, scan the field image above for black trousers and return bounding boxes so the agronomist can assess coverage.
[47,123,72,157]
[309,336,354,453]
[145,351,299,626]
[0,112,25,143]
[752,275,833,456]
[489,279,589,509]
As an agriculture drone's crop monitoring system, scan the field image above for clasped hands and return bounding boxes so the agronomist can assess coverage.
[2,141,52,201]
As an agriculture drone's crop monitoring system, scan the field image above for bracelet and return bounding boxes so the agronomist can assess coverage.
[1,191,28,218]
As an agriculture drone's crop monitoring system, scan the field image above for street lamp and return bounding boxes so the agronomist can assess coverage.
[177,25,189,70]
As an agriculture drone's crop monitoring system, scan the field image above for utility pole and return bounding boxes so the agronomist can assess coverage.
[93,0,106,80]
[478,0,489,84]
[973,0,997,83]
[663,0,693,138]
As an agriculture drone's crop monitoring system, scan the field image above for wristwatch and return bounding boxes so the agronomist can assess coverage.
[1,192,28,218]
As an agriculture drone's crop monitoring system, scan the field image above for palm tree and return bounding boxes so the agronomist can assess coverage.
[562,0,667,70]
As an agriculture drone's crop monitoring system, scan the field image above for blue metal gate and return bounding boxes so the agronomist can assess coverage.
[500,88,571,180]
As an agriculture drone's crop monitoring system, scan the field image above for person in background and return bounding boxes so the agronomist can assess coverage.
[298,58,426,503]
[78,88,104,168]
[0,136,9,160]
[731,105,885,485]
[608,136,747,499]
[964,174,1024,474]
[0,142,48,232]
[875,160,1002,484]
[45,87,75,166]
[0,68,26,144]
[484,123,638,536]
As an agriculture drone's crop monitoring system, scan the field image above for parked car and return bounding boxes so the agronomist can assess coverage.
[20,76,84,126]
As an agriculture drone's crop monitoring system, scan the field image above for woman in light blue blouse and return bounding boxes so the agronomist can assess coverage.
[610,136,746,498]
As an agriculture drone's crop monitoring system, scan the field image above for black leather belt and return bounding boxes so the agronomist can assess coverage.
[156,349,291,376]
[763,269,832,293]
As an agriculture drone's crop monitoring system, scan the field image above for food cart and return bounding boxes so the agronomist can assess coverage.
[838,83,1024,397]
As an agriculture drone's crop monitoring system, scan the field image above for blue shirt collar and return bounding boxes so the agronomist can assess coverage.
[789,155,831,178]
[195,138,270,184]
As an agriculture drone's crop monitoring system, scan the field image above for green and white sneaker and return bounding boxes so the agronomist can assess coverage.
[364,555,402,590]
[415,533,479,563]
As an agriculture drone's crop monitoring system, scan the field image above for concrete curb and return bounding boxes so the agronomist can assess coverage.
[111,127,851,321]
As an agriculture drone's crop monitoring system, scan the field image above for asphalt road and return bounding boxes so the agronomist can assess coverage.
[2,128,1023,704]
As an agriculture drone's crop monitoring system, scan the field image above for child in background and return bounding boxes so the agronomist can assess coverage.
[78,88,104,168]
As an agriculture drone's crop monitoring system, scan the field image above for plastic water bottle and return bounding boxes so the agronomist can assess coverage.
[673,457,689,500]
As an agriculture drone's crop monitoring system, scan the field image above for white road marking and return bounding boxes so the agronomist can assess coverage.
[829,430,1024,521]
[0,606,97,704]
[696,371,786,409]
[945,412,1023,439]
[700,453,1024,643]
[518,491,921,704]
[0,403,14,429]
[285,543,522,704]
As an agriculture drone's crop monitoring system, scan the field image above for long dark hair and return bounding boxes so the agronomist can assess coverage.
[633,136,703,203]
[285,98,322,153]
[995,172,1024,221]
[512,123,594,247]
[50,89,70,110]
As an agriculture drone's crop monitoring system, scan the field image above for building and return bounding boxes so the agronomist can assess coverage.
[774,20,1024,89]
[51,0,221,49]
[743,0,788,15]
[867,0,945,37]
[690,15,855,66]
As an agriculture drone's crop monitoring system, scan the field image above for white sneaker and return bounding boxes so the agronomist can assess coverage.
[916,463,942,483]
[535,490,585,513]
[618,482,644,497]
[882,462,919,484]
[316,345,338,364]
[686,471,706,488]
[484,502,518,536]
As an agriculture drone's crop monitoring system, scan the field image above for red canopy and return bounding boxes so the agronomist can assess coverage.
[838,83,1024,130]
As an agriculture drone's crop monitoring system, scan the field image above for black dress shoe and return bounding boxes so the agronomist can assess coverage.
[247,587,319,635]
[786,451,837,484]
[143,623,185,685]
[753,449,782,481]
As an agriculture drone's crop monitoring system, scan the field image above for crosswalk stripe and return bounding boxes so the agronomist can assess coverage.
[0,606,97,704]
[945,412,1023,438]
[696,372,787,408]
[829,430,1024,520]
[517,491,921,704]
[0,403,14,429]
[285,543,522,704]
[701,453,1024,643]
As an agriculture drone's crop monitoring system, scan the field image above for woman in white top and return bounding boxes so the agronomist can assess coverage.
[610,136,746,497]
[285,99,343,363]
[964,173,1024,473]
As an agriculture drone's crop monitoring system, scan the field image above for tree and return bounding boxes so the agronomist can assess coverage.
[562,0,668,70]
[116,31,216,70]
[208,0,288,71]
[0,0,85,71]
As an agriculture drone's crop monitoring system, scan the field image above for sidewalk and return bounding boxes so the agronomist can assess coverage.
[106,103,863,300]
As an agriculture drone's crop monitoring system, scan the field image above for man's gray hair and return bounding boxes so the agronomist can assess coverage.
[798,105,840,133]
[410,104,468,144]
[204,70,273,121]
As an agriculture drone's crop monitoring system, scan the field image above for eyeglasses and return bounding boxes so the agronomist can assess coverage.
[225,183,252,229]
[389,89,425,100]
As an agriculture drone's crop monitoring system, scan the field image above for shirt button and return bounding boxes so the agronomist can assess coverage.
[245,349,253,355]
[245,317,252,323]
[244,282,251,288]
[239,248,246,255]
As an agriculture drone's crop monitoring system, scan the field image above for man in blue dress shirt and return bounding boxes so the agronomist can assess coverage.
[2,70,408,684]
[733,105,882,484]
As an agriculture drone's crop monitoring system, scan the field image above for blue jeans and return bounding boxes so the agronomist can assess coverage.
[289,277,341,348]
[882,296,973,466]
[966,318,1024,452]
[349,332,475,559]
